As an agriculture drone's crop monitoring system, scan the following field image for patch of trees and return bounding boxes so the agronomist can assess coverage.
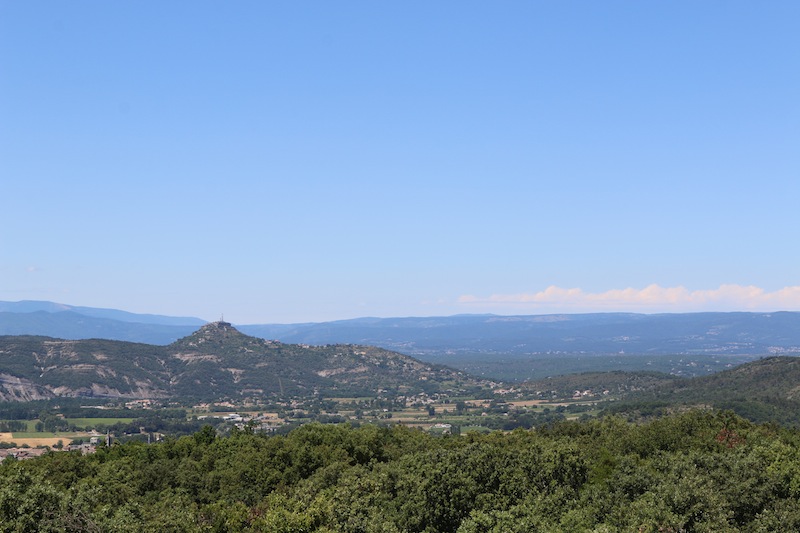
[34,414,72,433]
[102,412,223,438]
[0,399,179,421]
[0,420,26,433]
[608,395,800,427]
[2,410,800,531]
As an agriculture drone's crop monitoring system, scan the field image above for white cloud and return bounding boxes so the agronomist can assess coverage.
[457,284,800,313]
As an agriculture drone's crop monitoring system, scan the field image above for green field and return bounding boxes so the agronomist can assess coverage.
[1,417,135,435]
[10,432,60,439]
[65,417,134,428]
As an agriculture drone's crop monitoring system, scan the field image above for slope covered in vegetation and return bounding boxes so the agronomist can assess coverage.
[2,410,800,532]
[0,322,491,401]
[611,356,800,425]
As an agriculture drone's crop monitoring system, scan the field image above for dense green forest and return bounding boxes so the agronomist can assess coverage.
[2,410,800,532]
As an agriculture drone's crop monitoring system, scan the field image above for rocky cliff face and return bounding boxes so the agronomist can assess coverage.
[0,373,53,401]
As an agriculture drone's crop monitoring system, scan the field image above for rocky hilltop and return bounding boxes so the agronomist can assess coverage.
[0,322,491,401]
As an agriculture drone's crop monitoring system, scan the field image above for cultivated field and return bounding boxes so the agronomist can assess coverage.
[0,432,69,447]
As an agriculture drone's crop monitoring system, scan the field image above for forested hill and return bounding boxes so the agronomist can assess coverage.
[505,355,800,425]
[0,322,491,401]
[580,356,800,427]
[660,356,800,401]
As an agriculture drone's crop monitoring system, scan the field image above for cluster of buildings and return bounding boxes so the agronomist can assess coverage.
[198,412,282,433]
[0,432,110,461]
[0,441,98,461]
[0,447,49,460]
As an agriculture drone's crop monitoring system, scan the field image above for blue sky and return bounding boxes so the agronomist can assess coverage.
[2,2,799,323]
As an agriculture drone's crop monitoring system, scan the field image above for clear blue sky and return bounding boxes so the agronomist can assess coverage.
[2,2,799,323]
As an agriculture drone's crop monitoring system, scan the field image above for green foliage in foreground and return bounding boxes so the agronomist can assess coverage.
[2,411,800,532]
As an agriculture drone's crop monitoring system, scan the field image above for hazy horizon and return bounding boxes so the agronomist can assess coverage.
[3,298,800,327]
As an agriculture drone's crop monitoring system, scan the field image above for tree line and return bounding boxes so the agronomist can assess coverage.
[1,409,800,531]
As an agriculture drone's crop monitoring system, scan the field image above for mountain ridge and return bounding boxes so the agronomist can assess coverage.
[0,322,492,402]
[0,300,205,325]
[5,301,800,357]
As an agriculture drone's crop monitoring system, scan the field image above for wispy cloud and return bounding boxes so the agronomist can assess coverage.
[458,284,800,313]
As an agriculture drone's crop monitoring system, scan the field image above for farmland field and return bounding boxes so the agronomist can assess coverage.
[65,417,134,428]
[0,432,74,447]
[0,416,134,446]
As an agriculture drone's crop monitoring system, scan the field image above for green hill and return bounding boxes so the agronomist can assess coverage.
[605,356,800,424]
[0,322,491,401]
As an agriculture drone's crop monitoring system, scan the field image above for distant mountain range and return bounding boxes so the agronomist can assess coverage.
[0,301,205,326]
[3,301,800,358]
[240,312,800,357]
[0,301,203,344]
